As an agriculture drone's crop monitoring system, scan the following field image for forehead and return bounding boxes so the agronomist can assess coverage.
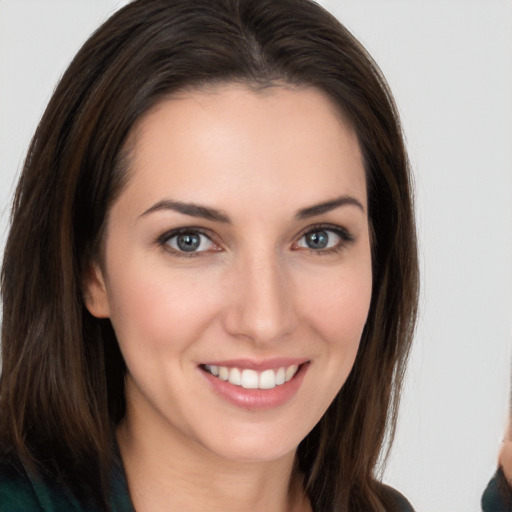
[118,84,366,215]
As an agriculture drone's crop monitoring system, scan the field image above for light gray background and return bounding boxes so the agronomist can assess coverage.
[1,1,511,511]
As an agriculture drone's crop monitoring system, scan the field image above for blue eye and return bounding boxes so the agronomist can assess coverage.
[304,230,332,249]
[298,229,339,250]
[296,227,353,252]
[164,230,214,253]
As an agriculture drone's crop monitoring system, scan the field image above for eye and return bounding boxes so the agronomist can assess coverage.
[298,229,339,250]
[295,226,354,252]
[160,229,217,255]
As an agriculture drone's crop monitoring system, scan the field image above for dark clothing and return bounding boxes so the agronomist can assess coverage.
[380,482,415,512]
[0,448,414,511]
[482,467,512,512]
[0,448,134,512]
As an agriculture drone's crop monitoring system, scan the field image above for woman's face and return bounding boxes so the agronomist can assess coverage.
[85,84,372,463]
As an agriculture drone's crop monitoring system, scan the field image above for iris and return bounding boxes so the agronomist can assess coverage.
[177,233,201,252]
[305,230,329,249]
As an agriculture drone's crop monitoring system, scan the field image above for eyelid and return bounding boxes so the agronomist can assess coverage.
[293,223,355,252]
[156,226,221,256]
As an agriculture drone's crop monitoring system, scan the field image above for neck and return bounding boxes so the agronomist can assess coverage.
[116,407,310,512]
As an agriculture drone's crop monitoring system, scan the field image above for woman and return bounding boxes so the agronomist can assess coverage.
[0,1,418,511]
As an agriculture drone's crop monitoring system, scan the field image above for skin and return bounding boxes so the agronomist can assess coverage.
[85,84,372,512]
[499,424,512,483]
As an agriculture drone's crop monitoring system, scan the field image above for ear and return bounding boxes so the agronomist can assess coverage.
[83,262,111,318]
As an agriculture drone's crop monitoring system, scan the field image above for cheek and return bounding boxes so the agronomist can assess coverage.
[104,260,223,360]
[293,260,372,426]
[300,261,372,349]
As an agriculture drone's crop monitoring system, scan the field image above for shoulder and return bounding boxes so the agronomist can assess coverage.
[0,447,85,511]
[0,448,43,510]
[0,444,135,512]
[377,482,416,512]
[482,467,512,512]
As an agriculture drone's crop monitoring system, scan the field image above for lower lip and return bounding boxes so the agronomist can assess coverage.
[200,364,308,411]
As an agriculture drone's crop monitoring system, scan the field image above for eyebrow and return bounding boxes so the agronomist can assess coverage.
[140,194,364,223]
[295,195,365,219]
[140,200,231,223]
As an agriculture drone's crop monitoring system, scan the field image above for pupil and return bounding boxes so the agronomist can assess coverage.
[177,233,200,252]
[307,230,328,249]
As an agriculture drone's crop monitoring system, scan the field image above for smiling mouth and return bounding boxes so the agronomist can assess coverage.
[201,364,302,390]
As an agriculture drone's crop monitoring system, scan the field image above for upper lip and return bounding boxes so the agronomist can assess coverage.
[199,358,309,371]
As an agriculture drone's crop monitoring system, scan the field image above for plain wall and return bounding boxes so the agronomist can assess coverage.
[1,1,511,510]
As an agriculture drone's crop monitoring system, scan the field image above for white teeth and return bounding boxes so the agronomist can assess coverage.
[204,364,301,389]
[285,365,299,382]
[259,369,276,389]
[241,369,259,389]
[228,367,241,386]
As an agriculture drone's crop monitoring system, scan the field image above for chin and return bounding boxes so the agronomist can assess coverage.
[192,421,306,464]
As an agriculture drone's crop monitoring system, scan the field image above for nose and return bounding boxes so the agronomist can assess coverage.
[222,250,298,345]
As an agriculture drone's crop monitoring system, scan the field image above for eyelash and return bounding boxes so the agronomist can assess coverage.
[156,227,219,258]
[156,224,355,258]
[294,224,355,255]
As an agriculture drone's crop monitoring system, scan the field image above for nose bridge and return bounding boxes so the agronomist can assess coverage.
[224,246,296,344]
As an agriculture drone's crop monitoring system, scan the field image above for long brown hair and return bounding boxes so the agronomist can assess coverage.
[0,0,418,510]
